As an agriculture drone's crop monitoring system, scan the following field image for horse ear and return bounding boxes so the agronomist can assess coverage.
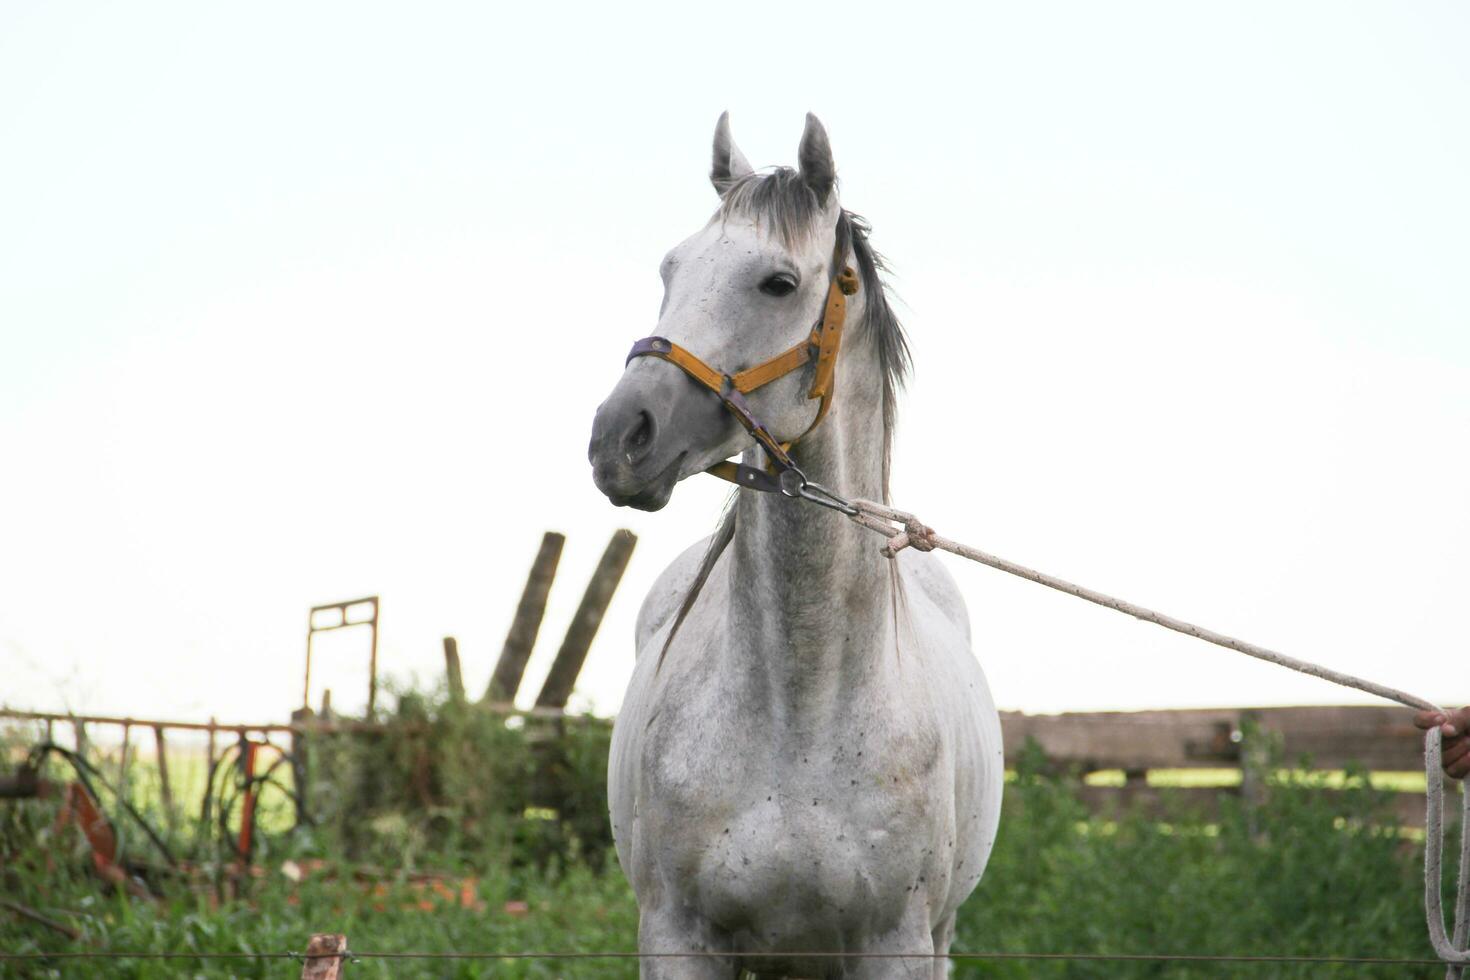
[797,112,836,205]
[711,111,754,194]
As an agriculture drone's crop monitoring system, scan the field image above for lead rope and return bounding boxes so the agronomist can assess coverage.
[843,497,1470,975]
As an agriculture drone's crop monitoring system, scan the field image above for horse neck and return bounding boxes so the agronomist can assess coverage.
[727,307,894,729]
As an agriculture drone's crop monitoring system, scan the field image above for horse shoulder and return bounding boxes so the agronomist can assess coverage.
[634,534,713,655]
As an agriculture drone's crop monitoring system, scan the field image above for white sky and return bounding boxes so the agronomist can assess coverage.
[2,2,1468,725]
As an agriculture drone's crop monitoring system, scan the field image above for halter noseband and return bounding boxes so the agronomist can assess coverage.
[625,241,859,503]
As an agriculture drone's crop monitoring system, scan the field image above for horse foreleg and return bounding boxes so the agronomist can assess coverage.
[844,909,941,980]
[638,907,740,980]
[928,913,957,980]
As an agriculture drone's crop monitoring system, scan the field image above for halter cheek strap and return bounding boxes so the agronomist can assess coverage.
[625,249,860,496]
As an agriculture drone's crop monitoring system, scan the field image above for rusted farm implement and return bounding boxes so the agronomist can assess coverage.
[0,529,634,915]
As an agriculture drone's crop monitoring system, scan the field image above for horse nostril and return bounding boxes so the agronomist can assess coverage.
[630,412,652,448]
[622,410,656,463]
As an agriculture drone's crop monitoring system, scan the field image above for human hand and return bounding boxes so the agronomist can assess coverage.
[1415,706,1470,779]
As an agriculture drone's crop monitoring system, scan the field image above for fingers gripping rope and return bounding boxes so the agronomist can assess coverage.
[847,498,1470,973]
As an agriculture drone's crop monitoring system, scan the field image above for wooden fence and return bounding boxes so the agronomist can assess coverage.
[1000,704,1450,826]
[4,702,1455,838]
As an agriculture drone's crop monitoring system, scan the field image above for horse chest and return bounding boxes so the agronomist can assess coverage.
[639,705,954,933]
[702,782,946,931]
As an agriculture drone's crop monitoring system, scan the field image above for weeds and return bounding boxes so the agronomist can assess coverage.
[1,705,1458,978]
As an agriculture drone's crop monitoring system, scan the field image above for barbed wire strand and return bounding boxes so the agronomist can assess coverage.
[0,949,1449,965]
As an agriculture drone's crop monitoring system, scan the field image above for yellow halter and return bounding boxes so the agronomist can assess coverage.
[624,242,859,498]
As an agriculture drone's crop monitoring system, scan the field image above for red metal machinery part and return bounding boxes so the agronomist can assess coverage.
[236,739,260,863]
[0,769,148,899]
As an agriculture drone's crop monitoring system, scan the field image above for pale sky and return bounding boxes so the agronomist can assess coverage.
[2,2,1468,725]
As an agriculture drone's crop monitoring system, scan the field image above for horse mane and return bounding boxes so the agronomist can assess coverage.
[656,171,911,668]
[718,167,910,495]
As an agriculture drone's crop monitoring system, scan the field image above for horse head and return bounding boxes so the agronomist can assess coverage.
[588,112,847,511]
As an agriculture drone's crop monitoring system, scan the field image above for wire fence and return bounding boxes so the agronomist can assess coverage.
[0,948,1452,967]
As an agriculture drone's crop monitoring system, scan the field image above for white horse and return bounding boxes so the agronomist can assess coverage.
[588,113,1004,979]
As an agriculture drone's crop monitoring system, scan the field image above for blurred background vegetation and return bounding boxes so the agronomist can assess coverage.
[1,688,1461,978]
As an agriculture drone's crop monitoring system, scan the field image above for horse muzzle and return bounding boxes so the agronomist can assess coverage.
[588,381,692,511]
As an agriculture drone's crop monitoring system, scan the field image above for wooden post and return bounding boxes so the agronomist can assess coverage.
[366,601,380,719]
[289,708,313,828]
[201,718,218,835]
[535,529,637,709]
[117,724,132,809]
[485,531,566,704]
[443,637,466,705]
[300,933,347,979]
[153,726,177,838]
[73,719,88,760]
[1236,710,1271,840]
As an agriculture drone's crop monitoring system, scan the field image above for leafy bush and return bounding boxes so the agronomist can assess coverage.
[959,739,1448,978]
[3,720,1460,978]
[302,688,613,873]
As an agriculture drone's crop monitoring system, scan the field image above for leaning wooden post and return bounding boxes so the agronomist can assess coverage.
[485,531,566,704]
[300,933,347,979]
[535,529,637,709]
[443,637,466,705]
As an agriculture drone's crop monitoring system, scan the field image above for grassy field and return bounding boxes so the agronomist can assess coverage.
[1082,766,1430,792]
[1,719,1462,978]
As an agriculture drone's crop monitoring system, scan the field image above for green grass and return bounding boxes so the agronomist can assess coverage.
[3,751,1461,979]
[2,860,637,979]
[963,752,1458,979]
[1081,767,1428,792]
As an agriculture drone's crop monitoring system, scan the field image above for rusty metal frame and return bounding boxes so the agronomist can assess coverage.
[302,596,380,716]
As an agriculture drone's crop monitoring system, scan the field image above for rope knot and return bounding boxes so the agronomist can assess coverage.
[876,517,937,559]
[904,519,936,552]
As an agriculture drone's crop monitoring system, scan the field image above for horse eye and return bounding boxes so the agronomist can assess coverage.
[759,274,798,297]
